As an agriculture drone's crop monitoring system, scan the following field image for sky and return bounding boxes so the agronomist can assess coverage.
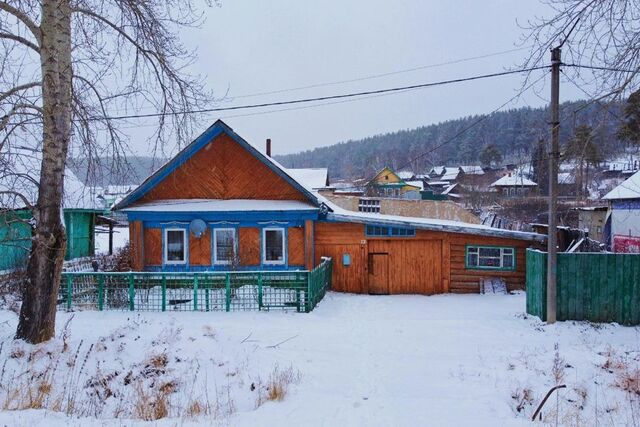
[128,0,588,157]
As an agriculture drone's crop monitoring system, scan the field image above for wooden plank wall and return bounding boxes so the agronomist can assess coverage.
[314,221,537,295]
[304,220,314,270]
[287,226,305,266]
[139,134,307,203]
[129,220,143,270]
[143,228,162,266]
[190,229,211,266]
[238,227,261,266]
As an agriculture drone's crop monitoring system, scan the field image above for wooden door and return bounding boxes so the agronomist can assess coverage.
[368,253,389,294]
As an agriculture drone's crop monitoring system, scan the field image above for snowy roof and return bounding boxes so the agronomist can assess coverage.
[121,199,318,212]
[404,180,424,191]
[441,167,461,181]
[0,151,101,211]
[459,165,484,175]
[317,193,544,242]
[287,168,328,190]
[397,171,414,180]
[429,166,445,175]
[490,174,537,187]
[603,170,640,200]
[442,183,458,195]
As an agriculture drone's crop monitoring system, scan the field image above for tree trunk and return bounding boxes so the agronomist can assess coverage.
[16,0,72,343]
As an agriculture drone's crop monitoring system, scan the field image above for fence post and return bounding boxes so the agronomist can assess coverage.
[128,273,135,311]
[66,275,72,311]
[193,275,199,311]
[205,279,210,312]
[306,270,313,313]
[97,275,104,311]
[225,273,231,312]
[161,274,166,312]
[258,273,263,310]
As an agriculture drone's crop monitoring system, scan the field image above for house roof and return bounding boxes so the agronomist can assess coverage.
[459,165,484,175]
[441,183,458,195]
[397,170,414,180]
[114,120,320,210]
[0,151,100,211]
[404,180,424,191]
[490,174,537,187]
[121,199,317,212]
[441,167,461,181]
[287,168,329,190]
[603,170,640,200]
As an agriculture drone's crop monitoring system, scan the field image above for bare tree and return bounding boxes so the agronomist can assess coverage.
[0,0,212,343]
[521,0,640,96]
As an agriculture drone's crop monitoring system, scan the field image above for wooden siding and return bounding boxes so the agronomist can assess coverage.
[238,227,261,266]
[304,220,314,270]
[138,133,307,203]
[130,220,143,270]
[143,228,162,266]
[189,229,211,266]
[287,226,305,266]
[314,221,535,295]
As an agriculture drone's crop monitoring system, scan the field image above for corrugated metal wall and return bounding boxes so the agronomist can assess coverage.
[0,210,32,270]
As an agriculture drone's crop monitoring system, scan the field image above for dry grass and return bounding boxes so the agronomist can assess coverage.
[255,365,300,408]
[133,381,170,421]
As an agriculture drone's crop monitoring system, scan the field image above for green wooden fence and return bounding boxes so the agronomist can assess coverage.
[526,249,640,325]
[59,258,332,313]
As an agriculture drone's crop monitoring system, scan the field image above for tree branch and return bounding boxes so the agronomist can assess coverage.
[0,190,34,211]
[0,82,41,104]
[0,2,41,44]
[0,31,39,53]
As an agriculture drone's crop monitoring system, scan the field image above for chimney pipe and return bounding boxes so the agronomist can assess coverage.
[266,138,271,157]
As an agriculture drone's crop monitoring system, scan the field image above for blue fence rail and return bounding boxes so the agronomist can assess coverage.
[59,258,332,313]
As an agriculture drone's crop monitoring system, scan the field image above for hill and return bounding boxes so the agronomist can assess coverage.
[275,100,624,179]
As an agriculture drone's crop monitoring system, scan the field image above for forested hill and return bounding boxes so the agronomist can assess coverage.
[275,100,624,179]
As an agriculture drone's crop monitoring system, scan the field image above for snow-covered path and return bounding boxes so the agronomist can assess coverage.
[0,292,637,426]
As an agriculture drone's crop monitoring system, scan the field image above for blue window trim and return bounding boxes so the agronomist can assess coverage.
[365,225,416,238]
[211,226,238,265]
[262,227,287,266]
[464,244,516,271]
[162,226,189,266]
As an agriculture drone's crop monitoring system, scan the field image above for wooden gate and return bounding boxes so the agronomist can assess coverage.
[368,253,389,294]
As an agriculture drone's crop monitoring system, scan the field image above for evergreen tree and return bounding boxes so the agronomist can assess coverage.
[617,89,640,147]
[479,144,503,168]
[531,139,549,196]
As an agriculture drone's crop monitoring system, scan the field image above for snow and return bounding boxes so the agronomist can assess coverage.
[460,165,485,175]
[442,183,458,195]
[603,170,640,200]
[558,172,576,185]
[286,168,328,190]
[95,226,130,254]
[0,293,638,426]
[122,199,318,212]
[440,167,461,181]
[490,174,537,187]
[396,171,414,180]
[403,180,424,191]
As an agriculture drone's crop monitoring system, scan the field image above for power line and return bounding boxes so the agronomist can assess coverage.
[88,65,550,122]
[228,46,532,100]
[564,63,639,74]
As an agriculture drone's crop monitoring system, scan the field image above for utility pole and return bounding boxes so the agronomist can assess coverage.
[547,47,561,324]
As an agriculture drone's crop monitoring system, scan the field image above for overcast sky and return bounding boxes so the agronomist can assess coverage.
[129,1,587,157]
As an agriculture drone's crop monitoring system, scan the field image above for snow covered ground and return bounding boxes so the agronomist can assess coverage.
[0,292,637,426]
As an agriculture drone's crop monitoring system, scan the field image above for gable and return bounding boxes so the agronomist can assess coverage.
[372,167,403,185]
[137,133,308,204]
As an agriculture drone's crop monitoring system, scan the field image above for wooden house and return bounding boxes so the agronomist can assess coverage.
[116,120,545,294]
[366,167,422,199]
[603,170,640,253]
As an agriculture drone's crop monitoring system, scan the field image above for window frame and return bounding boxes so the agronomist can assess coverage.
[213,227,237,265]
[365,225,416,238]
[262,227,286,265]
[163,227,187,265]
[358,198,380,213]
[465,245,516,271]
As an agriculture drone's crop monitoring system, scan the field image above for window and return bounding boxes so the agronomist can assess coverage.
[164,228,186,264]
[263,228,285,264]
[466,246,515,270]
[358,199,380,213]
[366,225,415,237]
[214,228,236,264]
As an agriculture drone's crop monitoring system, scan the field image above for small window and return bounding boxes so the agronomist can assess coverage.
[263,228,285,264]
[358,199,380,213]
[214,228,236,264]
[342,253,351,266]
[164,228,186,264]
[366,225,415,237]
[466,246,515,270]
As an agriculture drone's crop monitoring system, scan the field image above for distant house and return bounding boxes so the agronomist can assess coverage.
[0,161,103,271]
[490,174,538,197]
[574,206,608,243]
[366,167,422,199]
[603,170,640,253]
[115,120,545,294]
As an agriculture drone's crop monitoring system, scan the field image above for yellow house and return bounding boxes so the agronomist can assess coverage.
[367,167,422,198]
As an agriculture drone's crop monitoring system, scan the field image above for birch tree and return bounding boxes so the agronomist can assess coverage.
[0,0,211,343]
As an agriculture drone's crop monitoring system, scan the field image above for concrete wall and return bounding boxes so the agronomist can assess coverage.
[325,194,480,224]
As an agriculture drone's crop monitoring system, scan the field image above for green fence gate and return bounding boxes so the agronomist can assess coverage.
[526,249,640,325]
[59,258,333,313]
